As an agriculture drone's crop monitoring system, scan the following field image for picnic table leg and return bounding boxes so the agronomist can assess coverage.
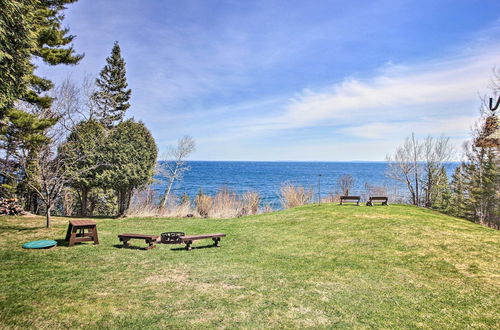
[212,237,221,247]
[92,225,99,244]
[185,240,193,251]
[68,226,79,247]
[65,223,73,242]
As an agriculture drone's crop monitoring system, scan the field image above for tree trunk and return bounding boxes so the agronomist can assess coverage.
[46,204,52,228]
[80,186,88,217]
[160,178,175,208]
[117,189,131,217]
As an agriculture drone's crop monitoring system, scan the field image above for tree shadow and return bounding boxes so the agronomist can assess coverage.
[0,225,46,231]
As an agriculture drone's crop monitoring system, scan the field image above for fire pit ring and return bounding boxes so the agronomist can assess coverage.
[160,232,185,244]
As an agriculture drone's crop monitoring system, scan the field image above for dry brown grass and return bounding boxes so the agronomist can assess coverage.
[279,183,313,209]
[127,187,268,218]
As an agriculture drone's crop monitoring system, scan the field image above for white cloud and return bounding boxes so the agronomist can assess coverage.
[341,116,477,139]
[250,48,498,133]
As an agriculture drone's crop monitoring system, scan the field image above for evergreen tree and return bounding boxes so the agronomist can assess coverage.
[0,0,36,116]
[62,120,106,216]
[93,42,131,128]
[101,120,157,216]
[430,166,451,212]
[0,0,82,207]
[449,165,467,218]
[460,142,499,228]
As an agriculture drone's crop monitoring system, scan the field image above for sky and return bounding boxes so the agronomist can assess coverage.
[37,0,500,161]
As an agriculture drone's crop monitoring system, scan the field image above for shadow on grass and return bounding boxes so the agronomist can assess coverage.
[0,225,46,231]
[54,239,100,248]
[55,239,69,247]
[112,244,152,251]
[170,245,220,251]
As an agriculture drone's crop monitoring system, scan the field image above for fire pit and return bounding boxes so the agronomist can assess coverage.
[160,232,185,244]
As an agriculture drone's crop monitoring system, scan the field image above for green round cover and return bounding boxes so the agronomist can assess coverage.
[22,240,57,249]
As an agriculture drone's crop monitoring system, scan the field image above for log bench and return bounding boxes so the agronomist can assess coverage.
[340,196,361,206]
[179,233,226,251]
[118,233,159,250]
[366,196,389,206]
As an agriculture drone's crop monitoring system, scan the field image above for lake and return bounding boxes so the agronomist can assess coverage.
[152,161,458,208]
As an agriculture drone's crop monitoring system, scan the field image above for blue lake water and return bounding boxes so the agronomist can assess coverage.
[153,161,458,208]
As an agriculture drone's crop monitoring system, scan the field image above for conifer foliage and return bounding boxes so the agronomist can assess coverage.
[93,41,131,128]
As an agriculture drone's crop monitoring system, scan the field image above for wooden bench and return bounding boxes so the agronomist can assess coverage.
[118,233,159,250]
[366,196,389,206]
[340,196,361,206]
[65,220,99,247]
[179,233,226,251]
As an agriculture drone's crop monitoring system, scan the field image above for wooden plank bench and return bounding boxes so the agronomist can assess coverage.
[118,233,159,250]
[366,196,389,206]
[340,196,361,206]
[179,233,226,251]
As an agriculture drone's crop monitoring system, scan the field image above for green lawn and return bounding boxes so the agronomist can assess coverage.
[0,204,499,329]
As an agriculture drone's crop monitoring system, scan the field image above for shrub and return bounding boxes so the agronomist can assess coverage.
[279,183,313,209]
[196,193,213,218]
[242,191,260,215]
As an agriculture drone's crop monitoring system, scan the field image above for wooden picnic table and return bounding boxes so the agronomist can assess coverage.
[65,220,99,247]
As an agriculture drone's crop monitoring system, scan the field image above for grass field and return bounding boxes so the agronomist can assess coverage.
[0,204,499,329]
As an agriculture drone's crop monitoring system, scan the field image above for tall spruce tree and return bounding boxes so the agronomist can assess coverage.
[93,42,131,128]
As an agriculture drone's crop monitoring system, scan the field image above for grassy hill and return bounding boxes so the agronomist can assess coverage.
[0,204,499,328]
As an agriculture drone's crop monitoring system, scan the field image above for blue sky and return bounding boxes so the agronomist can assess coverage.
[38,0,500,160]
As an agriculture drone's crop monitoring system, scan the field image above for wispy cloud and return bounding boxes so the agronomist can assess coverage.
[37,1,500,160]
[245,47,498,134]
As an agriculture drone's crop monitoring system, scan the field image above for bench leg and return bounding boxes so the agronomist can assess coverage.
[145,239,156,250]
[212,237,221,247]
[120,238,130,247]
[185,240,193,251]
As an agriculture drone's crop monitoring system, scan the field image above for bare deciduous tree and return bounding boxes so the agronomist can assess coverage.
[0,79,102,227]
[422,136,454,207]
[386,133,423,205]
[159,136,195,208]
[337,174,354,195]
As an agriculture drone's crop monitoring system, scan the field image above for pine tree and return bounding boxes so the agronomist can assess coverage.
[460,142,499,228]
[430,166,451,212]
[0,0,82,208]
[62,120,107,216]
[93,42,131,128]
[449,165,467,218]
